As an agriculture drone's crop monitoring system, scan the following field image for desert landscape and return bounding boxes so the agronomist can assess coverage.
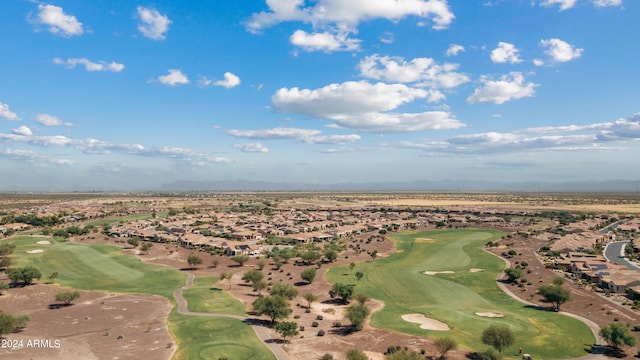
[0,192,639,359]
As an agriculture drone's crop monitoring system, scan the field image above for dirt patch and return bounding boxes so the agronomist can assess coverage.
[423,271,454,275]
[475,312,504,318]
[415,238,435,243]
[36,240,51,245]
[469,268,484,273]
[401,314,450,331]
[26,249,44,254]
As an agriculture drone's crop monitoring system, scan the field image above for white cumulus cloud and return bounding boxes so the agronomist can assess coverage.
[0,102,20,121]
[233,142,269,153]
[36,114,73,127]
[446,44,465,56]
[540,38,583,63]
[137,6,171,40]
[592,0,622,7]
[290,30,360,52]
[467,72,538,104]
[215,72,241,88]
[34,4,83,37]
[154,69,189,86]
[52,57,125,72]
[228,127,322,140]
[490,42,522,64]
[12,125,32,136]
[539,0,577,11]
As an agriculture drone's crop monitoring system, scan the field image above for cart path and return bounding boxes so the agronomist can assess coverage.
[173,273,290,360]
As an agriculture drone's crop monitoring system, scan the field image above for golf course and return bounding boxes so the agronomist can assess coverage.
[8,235,275,360]
[326,228,595,358]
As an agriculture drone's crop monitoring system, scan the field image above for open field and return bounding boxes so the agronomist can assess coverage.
[327,229,595,358]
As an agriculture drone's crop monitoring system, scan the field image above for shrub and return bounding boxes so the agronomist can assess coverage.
[317,330,325,336]
[316,315,323,320]
[312,321,319,327]
[320,354,334,360]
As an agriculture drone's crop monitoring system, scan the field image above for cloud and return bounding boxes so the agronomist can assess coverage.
[233,142,269,153]
[52,57,125,72]
[467,72,538,104]
[33,4,83,37]
[302,134,361,144]
[154,69,189,86]
[290,30,361,52]
[0,102,20,121]
[12,125,32,136]
[228,127,362,144]
[215,72,241,88]
[245,0,455,32]
[35,114,73,127]
[538,0,577,11]
[540,38,583,63]
[137,6,171,40]
[0,148,72,165]
[490,42,522,64]
[592,0,622,7]
[357,54,469,89]
[379,32,394,44]
[446,44,465,56]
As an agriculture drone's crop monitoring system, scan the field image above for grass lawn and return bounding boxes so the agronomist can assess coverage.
[182,276,247,316]
[84,212,167,227]
[169,309,276,360]
[326,229,594,358]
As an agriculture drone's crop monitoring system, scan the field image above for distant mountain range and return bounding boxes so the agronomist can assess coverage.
[159,179,640,193]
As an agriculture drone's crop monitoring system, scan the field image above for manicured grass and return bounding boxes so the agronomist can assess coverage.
[327,229,594,358]
[84,212,164,227]
[9,235,185,299]
[169,309,276,360]
[182,276,247,316]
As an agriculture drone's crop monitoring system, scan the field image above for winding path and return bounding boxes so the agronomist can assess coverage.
[173,273,290,360]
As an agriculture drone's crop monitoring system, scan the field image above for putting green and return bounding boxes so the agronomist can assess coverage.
[327,229,594,358]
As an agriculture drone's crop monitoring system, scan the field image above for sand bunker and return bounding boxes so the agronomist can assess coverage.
[26,249,44,254]
[470,268,484,273]
[423,271,455,275]
[402,314,450,331]
[36,240,51,245]
[475,312,504,318]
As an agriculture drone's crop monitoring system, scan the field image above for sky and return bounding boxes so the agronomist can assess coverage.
[1,0,639,191]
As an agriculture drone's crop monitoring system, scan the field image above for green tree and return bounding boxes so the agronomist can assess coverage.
[242,269,264,286]
[346,302,370,330]
[252,295,291,325]
[301,267,317,284]
[385,348,423,360]
[7,266,41,286]
[55,290,81,305]
[210,258,219,269]
[220,272,232,290]
[0,311,17,336]
[14,314,29,332]
[346,348,368,360]
[274,321,298,344]
[538,283,571,310]
[349,262,356,274]
[354,271,364,283]
[323,248,338,262]
[48,271,59,283]
[600,322,638,350]
[304,292,317,309]
[352,293,369,304]
[0,282,8,295]
[329,283,355,304]
[301,250,321,265]
[370,249,378,261]
[481,325,514,353]
[270,280,298,300]
[477,348,500,360]
[504,267,522,283]
[434,337,457,359]
[127,237,139,248]
[141,242,152,254]
[231,254,249,266]
[187,253,203,269]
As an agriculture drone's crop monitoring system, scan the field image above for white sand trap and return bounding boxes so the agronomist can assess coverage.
[475,312,504,318]
[402,314,450,331]
[27,249,44,254]
[36,240,51,245]
[470,268,484,273]
[423,271,455,275]
[310,302,344,321]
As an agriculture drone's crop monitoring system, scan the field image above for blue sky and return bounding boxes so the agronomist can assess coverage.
[1,0,638,190]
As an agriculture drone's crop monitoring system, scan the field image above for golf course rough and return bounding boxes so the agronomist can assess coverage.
[326,229,594,358]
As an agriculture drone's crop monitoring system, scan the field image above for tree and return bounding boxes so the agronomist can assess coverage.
[210,258,219,269]
[7,266,41,286]
[55,290,81,305]
[370,249,378,261]
[187,253,203,269]
[301,250,321,265]
[349,262,356,274]
[354,271,364,283]
[127,237,139,248]
[504,267,522,283]
[0,311,17,336]
[220,272,232,290]
[257,259,266,270]
[385,349,423,360]
[242,269,264,286]
[600,322,638,350]
[270,280,298,300]
[330,283,355,304]
[231,254,249,266]
[274,321,298,344]
[253,280,267,295]
[538,283,571,310]
[352,293,369,304]
[323,248,338,263]
[301,267,316,284]
[0,282,8,295]
[304,292,317,309]
[481,325,514,353]
[141,242,152,254]
[252,295,291,325]
[48,271,58,283]
[434,337,457,359]
[346,302,370,330]
[346,348,368,360]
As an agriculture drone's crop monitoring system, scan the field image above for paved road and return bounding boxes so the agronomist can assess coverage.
[604,241,640,271]
[173,273,290,360]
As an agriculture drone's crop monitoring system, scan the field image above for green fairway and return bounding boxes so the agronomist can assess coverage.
[169,310,276,360]
[182,276,247,316]
[326,229,594,358]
